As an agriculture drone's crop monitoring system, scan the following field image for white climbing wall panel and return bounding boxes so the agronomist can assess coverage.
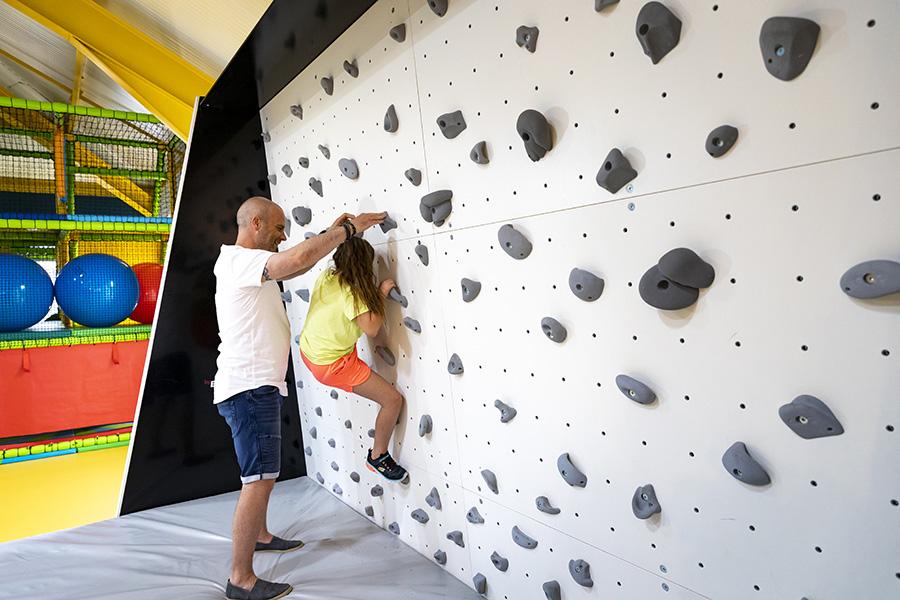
[260,1,900,598]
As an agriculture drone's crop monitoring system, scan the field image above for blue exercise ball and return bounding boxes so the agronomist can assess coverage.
[0,253,54,333]
[55,254,139,328]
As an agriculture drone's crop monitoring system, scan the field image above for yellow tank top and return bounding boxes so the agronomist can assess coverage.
[299,269,369,365]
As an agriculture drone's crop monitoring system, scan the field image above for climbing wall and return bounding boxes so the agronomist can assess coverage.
[260,1,900,598]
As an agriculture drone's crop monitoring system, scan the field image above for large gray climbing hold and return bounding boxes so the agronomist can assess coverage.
[516,26,539,53]
[706,125,739,158]
[494,399,517,423]
[290,104,303,119]
[267,174,277,186]
[389,24,406,43]
[541,317,567,343]
[615,374,657,405]
[639,265,699,310]
[722,442,771,486]
[415,243,429,266]
[421,189,452,207]
[304,446,312,456]
[658,248,715,288]
[404,317,421,333]
[296,289,310,302]
[388,287,408,307]
[332,483,343,495]
[447,353,464,374]
[511,525,538,549]
[419,414,433,436]
[298,156,309,168]
[411,508,430,524]
[636,2,682,64]
[498,224,533,260]
[429,201,452,226]
[365,505,374,517]
[840,260,900,299]
[490,551,509,572]
[632,484,662,519]
[594,0,619,11]
[328,439,336,448]
[472,573,486,595]
[384,104,399,133]
[404,168,422,186]
[542,580,561,600]
[557,453,587,487]
[569,268,605,301]
[380,216,398,233]
[350,471,360,482]
[316,472,324,484]
[343,59,359,78]
[314,406,323,416]
[338,158,359,180]
[280,290,292,303]
[481,469,498,494]
[535,496,561,515]
[320,76,333,95]
[309,426,317,439]
[426,487,442,510]
[420,190,453,227]
[779,395,844,439]
[330,390,338,399]
[344,420,352,429]
[596,148,637,193]
[375,346,396,366]
[292,206,312,226]
[433,549,447,565]
[368,428,375,438]
[317,144,330,159]
[516,110,553,161]
[371,485,384,497]
[569,559,594,587]
[388,522,400,535]
[467,506,485,524]
[470,140,489,164]
[461,278,481,302]
[427,0,448,18]
[436,110,467,139]
[759,17,820,81]
[446,530,465,547]
[309,178,323,197]
[281,164,293,178]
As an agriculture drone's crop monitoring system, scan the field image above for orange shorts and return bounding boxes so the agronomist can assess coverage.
[300,347,372,392]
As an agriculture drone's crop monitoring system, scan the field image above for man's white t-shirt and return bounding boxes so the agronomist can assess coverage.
[213,244,290,404]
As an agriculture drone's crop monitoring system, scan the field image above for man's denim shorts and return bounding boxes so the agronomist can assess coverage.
[217,385,283,484]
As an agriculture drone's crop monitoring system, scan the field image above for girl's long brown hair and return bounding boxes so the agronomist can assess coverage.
[332,237,385,317]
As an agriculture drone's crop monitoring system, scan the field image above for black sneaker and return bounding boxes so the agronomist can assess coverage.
[225,578,292,600]
[366,449,408,482]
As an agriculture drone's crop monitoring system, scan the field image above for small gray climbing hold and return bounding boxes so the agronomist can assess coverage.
[759,16,820,81]
[632,484,662,519]
[498,224,533,260]
[436,110,467,139]
[317,144,330,159]
[706,125,739,158]
[343,59,359,78]
[481,469,499,494]
[461,278,482,302]
[494,399,517,423]
[541,317,567,343]
[388,287,408,307]
[350,471,360,482]
[309,178,323,197]
[419,414,433,436]
[722,442,771,486]
[371,485,384,497]
[433,549,447,565]
[389,23,406,43]
[375,346,396,366]
[420,190,453,227]
[467,506,485,524]
[470,140,489,164]
[292,206,312,226]
[304,446,312,456]
[615,374,657,405]
[446,530,465,547]
[404,317,422,333]
[298,156,309,168]
[840,260,900,299]
[368,428,375,439]
[388,522,400,535]
[490,551,509,572]
[569,559,594,588]
[338,158,359,180]
[535,496,561,515]
[284,217,291,239]
[596,148,637,193]
[320,76,333,95]
[516,26,539,53]
[569,268,605,301]
[447,353,464,374]
[779,395,844,439]
[330,390,338,399]
[365,505,374,517]
[297,380,304,389]
[636,2,682,64]
[344,420,352,429]
[267,174,277,186]
[658,248,715,288]
[332,483,342,495]
[316,472,325,484]
[639,265,699,311]
[281,164,293,178]
[426,487,442,510]
[427,0,448,18]
[297,289,310,302]
[290,104,303,119]
[542,580,561,600]
[557,453,587,487]
[404,168,422,186]
[280,290,292,303]
[516,109,553,161]
[262,131,271,143]
[594,0,619,11]
[384,104,399,133]
[415,243,429,266]
[511,525,538,549]
[411,509,430,524]
[472,573,486,595]
[380,216,398,233]
[314,406,323,416]
[309,426,317,439]
[328,439,336,449]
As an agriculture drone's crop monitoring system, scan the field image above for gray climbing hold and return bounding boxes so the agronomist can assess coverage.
[516,26,539,53]
[343,59,359,78]
[403,317,422,333]
[594,0,619,11]
[461,278,482,302]
[535,496,561,515]
[490,551,509,572]
[296,289,310,302]
[427,0,448,18]
[371,485,384,497]
[344,420,352,429]
[840,260,900,299]
[317,144,330,159]
[541,317,567,343]
[658,248,715,288]
[557,453,587,487]
[365,506,374,517]
[420,190,453,227]
[316,472,324,484]
[472,573,486,595]
[368,429,375,439]
[384,104,399,133]
[596,148,637,193]
[419,414,433,436]
[332,483,342,495]
[290,104,303,119]
[309,426,317,439]
[297,380,304,389]
[447,353,464,375]
[511,525,538,549]
[759,16,820,81]
[262,131,271,143]
[779,395,844,439]
[436,110,467,139]
[632,484,662,519]
[569,559,593,588]
[350,471,360,482]
[494,399,517,423]
[280,290,292,303]
[284,217,291,239]
[636,2,682,64]
[542,580,561,600]
[415,243,429,266]
[706,125,739,158]
[298,156,309,168]
[404,168,422,186]
[375,346,396,366]
[433,549,447,565]
[314,406,323,416]
[498,224,533,259]
[467,506,485,524]
[516,109,553,161]
[309,178,323,197]
[722,442,771,486]
[426,487,442,510]
[615,374,657,405]
[380,216,398,233]
[411,509,430,524]
[446,530,465,547]
[328,439,336,449]
[388,522,400,535]
[320,76,333,95]
[569,268,605,301]
[481,469,499,494]
[267,174,277,186]
[639,265,699,311]
[470,140,489,164]
[281,164,293,178]
[292,206,312,226]
[330,390,338,399]
[338,158,359,180]
[304,446,312,456]
[390,24,406,43]
[388,287,408,307]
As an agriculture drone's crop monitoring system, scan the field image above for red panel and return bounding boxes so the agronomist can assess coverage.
[0,341,147,437]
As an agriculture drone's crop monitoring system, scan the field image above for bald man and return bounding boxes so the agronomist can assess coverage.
[213,197,385,600]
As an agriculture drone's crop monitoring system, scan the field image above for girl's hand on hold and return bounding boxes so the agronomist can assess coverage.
[379,278,396,298]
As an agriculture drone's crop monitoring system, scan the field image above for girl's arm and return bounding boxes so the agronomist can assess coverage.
[354,278,395,337]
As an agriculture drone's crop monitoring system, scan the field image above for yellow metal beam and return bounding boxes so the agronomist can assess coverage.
[70,49,86,106]
[5,0,212,140]
[0,175,110,197]
[0,83,12,96]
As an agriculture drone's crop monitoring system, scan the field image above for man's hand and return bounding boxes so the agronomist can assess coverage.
[350,212,387,234]
[379,278,396,298]
[330,213,355,229]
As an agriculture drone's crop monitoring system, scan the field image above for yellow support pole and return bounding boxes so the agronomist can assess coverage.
[70,49,86,106]
[53,120,67,212]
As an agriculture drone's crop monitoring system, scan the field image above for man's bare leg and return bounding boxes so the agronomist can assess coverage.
[229,479,276,590]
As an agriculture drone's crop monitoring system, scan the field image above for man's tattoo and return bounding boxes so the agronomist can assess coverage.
[262,266,272,281]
